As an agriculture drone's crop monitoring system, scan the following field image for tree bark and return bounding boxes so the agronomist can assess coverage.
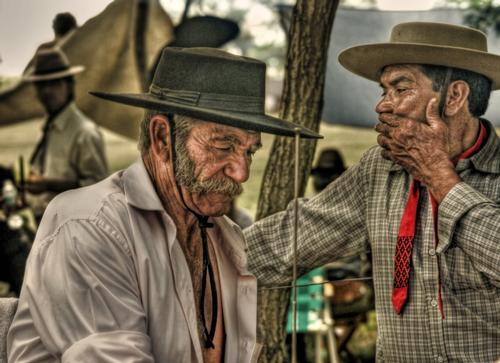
[256,1,340,362]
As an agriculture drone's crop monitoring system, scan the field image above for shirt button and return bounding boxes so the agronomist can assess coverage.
[430,299,438,307]
[428,248,436,256]
[436,355,444,362]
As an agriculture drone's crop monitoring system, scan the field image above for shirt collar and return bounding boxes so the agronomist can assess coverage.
[123,157,165,211]
[123,158,253,275]
[50,101,76,131]
[459,119,500,174]
[210,216,252,276]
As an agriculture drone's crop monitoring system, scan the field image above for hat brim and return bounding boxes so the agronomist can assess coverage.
[338,43,500,90]
[310,167,345,175]
[89,91,322,139]
[23,65,85,82]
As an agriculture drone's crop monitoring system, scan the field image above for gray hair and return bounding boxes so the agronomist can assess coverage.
[137,110,195,154]
[418,65,491,117]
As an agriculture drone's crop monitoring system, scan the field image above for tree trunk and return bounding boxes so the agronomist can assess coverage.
[255,1,339,362]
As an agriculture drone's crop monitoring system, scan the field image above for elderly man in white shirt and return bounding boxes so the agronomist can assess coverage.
[7,47,320,363]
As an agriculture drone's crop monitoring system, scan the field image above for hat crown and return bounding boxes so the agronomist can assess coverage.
[89,46,322,139]
[33,48,71,76]
[390,22,487,52]
[315,149,345,171]
[152,47,266,101]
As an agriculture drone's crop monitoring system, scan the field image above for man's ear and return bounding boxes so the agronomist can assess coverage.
[149,114,173,162]
[444,80,470,117]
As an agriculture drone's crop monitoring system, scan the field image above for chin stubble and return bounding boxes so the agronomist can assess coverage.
[174,138,243,198]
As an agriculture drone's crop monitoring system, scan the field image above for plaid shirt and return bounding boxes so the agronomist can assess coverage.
[245,120,500,363]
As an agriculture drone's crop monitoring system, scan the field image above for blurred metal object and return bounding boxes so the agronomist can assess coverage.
[260,276,373,291]
[7,214,24,230]
[291,128,300,363]
[19,156,26,206]
[0,165,34,296]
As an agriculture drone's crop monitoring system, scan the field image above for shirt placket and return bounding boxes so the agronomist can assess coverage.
[236,275,257,362]
[168,237,203,363]
[419,188,448,363]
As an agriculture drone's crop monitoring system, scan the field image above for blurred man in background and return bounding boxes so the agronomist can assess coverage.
[310,148,346,193]
[23,48,108,222]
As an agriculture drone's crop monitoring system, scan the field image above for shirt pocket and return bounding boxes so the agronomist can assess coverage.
[441,245,496,293]
[441,244,500,331]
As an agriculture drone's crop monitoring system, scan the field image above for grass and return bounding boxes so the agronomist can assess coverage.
[5,119,496,218]
[0,119,377,217]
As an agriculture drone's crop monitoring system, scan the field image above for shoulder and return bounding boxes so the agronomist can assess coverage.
[37,171,129,244]
[66,104,101,135]
[358,145,399,176]
[360,145,390,167]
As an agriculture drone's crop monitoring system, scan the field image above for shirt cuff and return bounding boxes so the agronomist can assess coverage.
[437,182,491,254]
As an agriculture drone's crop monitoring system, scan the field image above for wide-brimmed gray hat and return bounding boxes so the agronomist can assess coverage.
[90,47,321,138]
[23,48,84,82]
[339,22,500,90]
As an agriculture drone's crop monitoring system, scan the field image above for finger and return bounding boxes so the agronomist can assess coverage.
[374,122,388,135]
[378,113,399,127]
[377,134,391,149]
[425,98,442,126]
[381,149,394,161]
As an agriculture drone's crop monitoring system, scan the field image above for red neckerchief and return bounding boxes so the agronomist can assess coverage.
[392,122,487,316]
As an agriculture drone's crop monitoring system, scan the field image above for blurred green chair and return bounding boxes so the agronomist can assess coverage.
[287,267,340,363]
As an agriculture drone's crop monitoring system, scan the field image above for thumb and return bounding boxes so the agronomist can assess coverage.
[426,97,441,126]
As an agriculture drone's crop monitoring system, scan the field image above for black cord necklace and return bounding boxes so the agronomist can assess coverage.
[167,116,218,349]
[197,215,218,349]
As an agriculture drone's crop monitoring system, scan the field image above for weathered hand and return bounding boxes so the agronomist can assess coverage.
[375,98,460,202]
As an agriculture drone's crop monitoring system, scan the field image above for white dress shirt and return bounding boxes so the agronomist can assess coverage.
[8,158,260,363]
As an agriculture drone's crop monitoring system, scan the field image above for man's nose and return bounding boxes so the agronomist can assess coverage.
[375,95,393,114]
[224,155,250,184]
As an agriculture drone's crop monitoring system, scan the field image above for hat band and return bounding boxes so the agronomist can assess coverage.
[36,65,70,76]
[149,84,264,113]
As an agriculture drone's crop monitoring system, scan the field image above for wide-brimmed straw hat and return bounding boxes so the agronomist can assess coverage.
[23,48,84,82]
[338,22,500,90]
[90,47,321,138]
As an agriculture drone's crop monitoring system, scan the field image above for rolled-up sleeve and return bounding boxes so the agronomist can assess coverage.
[244,153,370,286]
[8,219,154,363]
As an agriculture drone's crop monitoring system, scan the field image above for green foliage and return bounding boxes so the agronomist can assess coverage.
[450,0,500,35]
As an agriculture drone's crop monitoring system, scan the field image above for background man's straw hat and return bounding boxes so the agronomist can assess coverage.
[338,22,500,90]
[23,48,84,82]
[91,47,321,138]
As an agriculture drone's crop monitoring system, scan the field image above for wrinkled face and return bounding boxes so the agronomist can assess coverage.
[175,120,262,217]
[34,78,70,114]
[375,64,439,123]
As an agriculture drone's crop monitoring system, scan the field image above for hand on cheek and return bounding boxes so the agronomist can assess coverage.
[375,98,455,186]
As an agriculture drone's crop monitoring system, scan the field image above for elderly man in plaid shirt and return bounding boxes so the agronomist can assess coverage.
[245,22,500,363]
